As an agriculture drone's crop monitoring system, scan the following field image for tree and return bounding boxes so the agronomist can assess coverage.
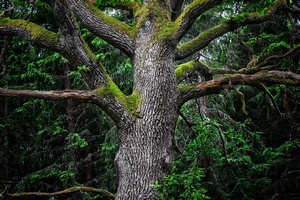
[1,0,300,199]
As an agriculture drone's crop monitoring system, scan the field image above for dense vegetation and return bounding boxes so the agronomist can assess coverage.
[1,0,300,199]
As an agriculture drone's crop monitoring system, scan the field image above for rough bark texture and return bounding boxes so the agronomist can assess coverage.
[114,2,179,199]
[0,0,297,199]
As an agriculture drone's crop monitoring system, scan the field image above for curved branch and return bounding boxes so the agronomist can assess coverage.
[179,70,300,104]
[173,0,222,41]
[177,42,300,81]
[175,22,234,60]
[45,0,109,89]
[0,18,62,51]
[175,0,288,60]
[0,87,133,125]
[5,186,115,199]
[68,0,135,57]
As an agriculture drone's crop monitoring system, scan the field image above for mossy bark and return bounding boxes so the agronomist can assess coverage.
[0,0,294,199]
[114,1,180,199]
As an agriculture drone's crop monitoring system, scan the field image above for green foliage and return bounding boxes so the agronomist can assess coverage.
[66,133,88,148]
[157,84,300,200]
[81,27,133,94]
[98,125,119,192]
[1,0,300,199]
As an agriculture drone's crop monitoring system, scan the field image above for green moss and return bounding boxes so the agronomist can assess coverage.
[178,84,197,93]
[175,60,197,79]
[94,78,125,100]
[94,78,141,113]
[156,21,177,40]
[135,1,174,40]
[177,22,230,55]
[0,18,59,43]
[126,90,141,113]
[134,5,151,30]
[85,0,136,39]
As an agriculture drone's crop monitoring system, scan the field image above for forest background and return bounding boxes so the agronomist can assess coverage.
[1,0,300,199]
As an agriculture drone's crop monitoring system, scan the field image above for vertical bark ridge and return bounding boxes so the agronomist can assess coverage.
[115,20,179,198]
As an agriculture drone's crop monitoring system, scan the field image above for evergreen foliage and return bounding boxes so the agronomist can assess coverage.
[1,0,300,199]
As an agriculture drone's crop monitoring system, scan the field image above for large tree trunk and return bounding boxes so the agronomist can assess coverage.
[115,23,179,199]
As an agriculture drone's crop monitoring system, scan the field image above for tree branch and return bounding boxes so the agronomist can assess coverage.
[68,0,135,57]
[0,87,132,125]
[179,70,300,104]
[0,18,62,51]
[176,60,214,82]
[0,88,99,102]
[256,83,283,117]
[175,0,288,60]
[5,186,115,199]
[174,0,222,41]
[45,0,109,89]
[176,42,300,82]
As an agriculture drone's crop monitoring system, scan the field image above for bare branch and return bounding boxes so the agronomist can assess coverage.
[175,0,288,60]
[180,70,300,104]
[256,44,300,68]
[0,88,99,102]
[5,186,115,199]
[0,86,136,126]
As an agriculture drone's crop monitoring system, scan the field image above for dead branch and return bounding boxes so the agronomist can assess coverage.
[5,186,115,199]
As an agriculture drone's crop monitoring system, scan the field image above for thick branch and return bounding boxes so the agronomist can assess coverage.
[175,0,288,60]
[0,87,132,125]
[174,0,222,41]
[177,42,300,81]
[68,0,135,57]
[45,0,109,89]
[180,70,300,104]
[5,186,115,199]
[0,18,62,51]
[176,60,213,82]
[0,88,99,102]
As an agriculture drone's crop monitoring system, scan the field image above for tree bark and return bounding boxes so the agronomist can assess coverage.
[114,3,179,198]
[0,0,296,199]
